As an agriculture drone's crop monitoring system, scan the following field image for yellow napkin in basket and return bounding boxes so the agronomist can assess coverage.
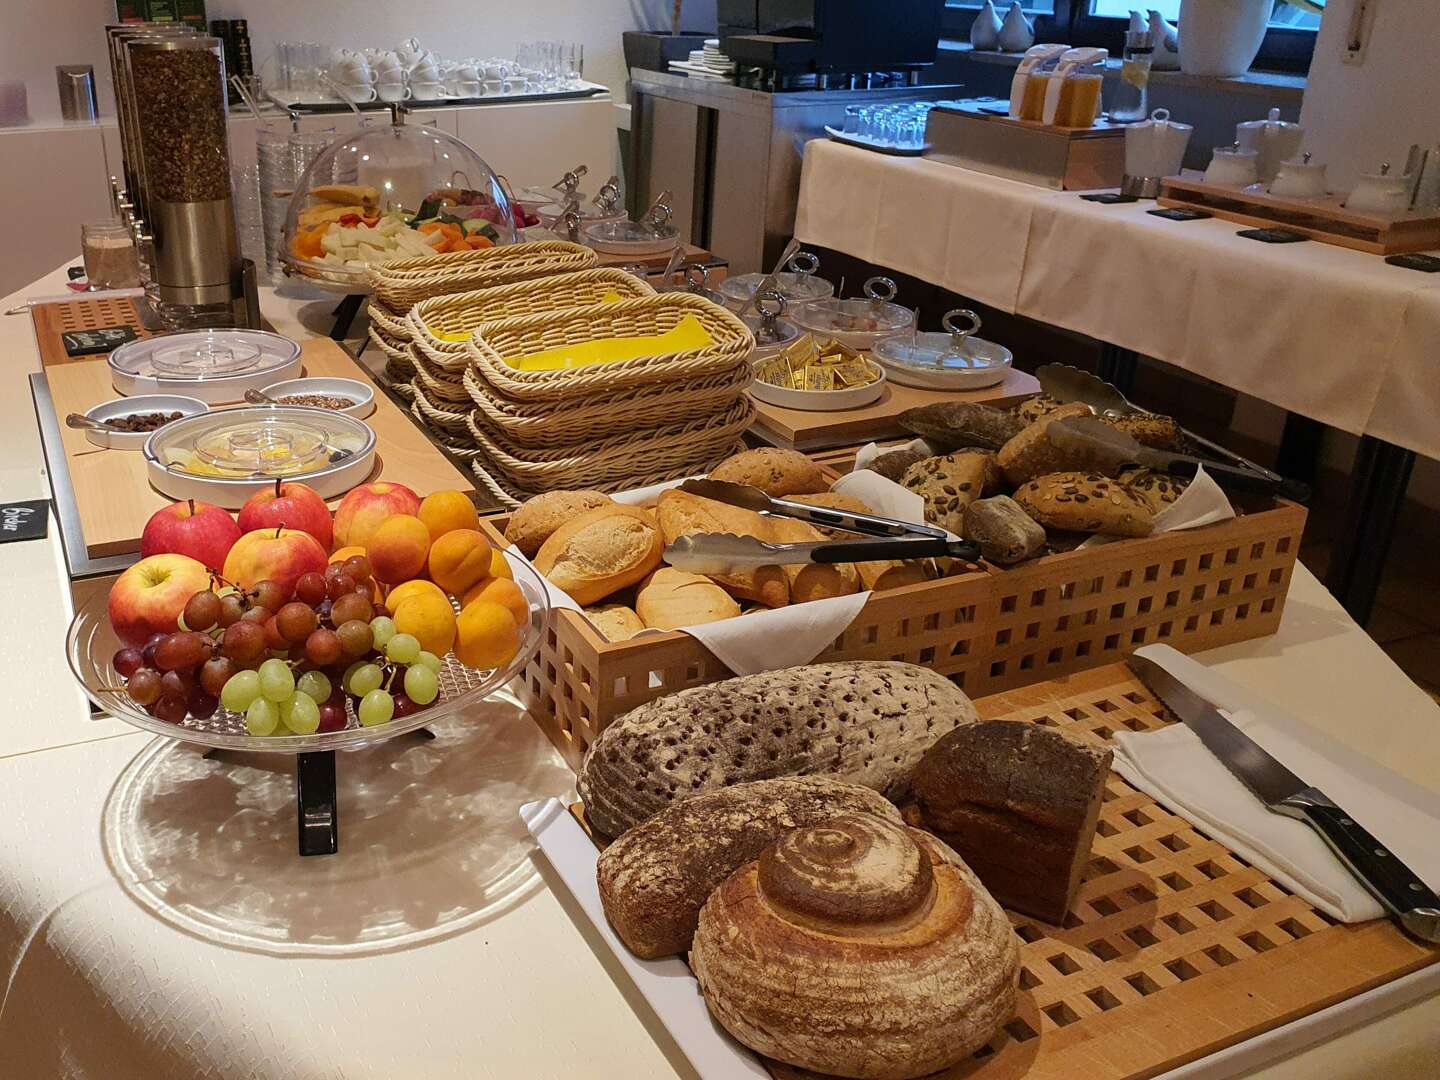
[503,314,712,372]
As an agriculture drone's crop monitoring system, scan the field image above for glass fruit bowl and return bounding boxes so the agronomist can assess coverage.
[65,557,550,754]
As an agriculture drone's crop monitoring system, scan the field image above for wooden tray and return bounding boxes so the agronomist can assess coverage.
[1158,177,1440,255]
[30,294,158,368]
[39,337,476,561]
[747,367,1040,451]
[564,663,1438,1080]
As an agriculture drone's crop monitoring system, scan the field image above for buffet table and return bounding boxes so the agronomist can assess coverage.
[2,264,1439,1078]
[794,139,1440,621]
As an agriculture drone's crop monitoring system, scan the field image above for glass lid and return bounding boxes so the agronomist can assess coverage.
[147,407,374,480]
[872,310,1010,370]
[719,253,834,307]
[110,330,301,383]
[283,109,518,288]
[792,277,915,338]
[741,290,802,348]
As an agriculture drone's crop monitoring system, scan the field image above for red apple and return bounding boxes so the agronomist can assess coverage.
[222,526,328,598]
[238,479,333,552]
[333,482,421,549]
[108,554,213,646]
[140,499,241,571]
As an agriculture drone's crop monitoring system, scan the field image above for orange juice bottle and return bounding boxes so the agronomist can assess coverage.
[1009,43,1068,121]
[1041,48,1108,128]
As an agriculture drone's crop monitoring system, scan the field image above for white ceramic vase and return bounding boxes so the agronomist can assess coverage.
[970,0,1003,50]
[997,2,1036,52]
[1178,0,1270,77]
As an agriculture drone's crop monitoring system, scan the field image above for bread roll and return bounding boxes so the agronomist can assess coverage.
[584,604,645,643]
[691,815,1020,1079]
[1013,471,1154,537]
[899,450,1003,534]
[962,495,1047,565]
[1109,412,1183,451]
[1013,394,1065,425]
[997,405,1105,486]
[636,567,740,630]
[577,661,978,837]
[764,516,860,603]
[898,402,1024,451]
[786,491,874,536]
[709,447,827,498]
[597,776,902,958]
[505,489,612,556]
[908,718,1112,924]
[1117,467,1188,514]
[655,490,788,608]
[533,504,663,605]
[863,446,930,483]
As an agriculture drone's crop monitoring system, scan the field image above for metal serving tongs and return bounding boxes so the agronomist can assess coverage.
[736,237,803,319]
[663,478,978,575]
[1048,415,1286,494]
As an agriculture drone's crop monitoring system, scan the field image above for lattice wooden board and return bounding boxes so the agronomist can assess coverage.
[30,295,156,368]
[570,664,1439,1080]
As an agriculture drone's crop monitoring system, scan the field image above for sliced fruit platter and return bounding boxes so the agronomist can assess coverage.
[67,480,547,752]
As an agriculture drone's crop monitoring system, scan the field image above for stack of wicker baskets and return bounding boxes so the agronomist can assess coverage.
[458,293,755,505]
[364,240,597,389]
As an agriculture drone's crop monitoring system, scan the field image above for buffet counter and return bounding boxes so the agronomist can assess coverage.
[2,263,1439,1078]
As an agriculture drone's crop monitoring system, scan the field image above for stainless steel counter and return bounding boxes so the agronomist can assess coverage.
[628,71,963,274]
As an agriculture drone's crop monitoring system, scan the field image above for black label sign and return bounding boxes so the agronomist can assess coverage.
[0,500,49,544]
[61,326,139,358]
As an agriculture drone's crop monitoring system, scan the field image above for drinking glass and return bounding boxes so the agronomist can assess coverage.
[843,105,861,135]
[81,222,141,289]
[565,43,584,86]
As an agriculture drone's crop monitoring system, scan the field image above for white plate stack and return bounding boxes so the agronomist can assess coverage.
[670,39,736,81]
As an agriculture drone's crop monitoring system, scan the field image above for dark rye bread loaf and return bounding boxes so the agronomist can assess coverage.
[577,661,979,838]
[906,718,1112,925]
[597,776,902,958]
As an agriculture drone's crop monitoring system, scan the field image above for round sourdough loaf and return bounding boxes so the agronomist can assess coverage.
[690,814,1020,1079]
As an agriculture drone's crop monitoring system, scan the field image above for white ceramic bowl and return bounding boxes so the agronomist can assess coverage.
[82,395,209,450]
[748,358,887,413]
[260,377,375,419]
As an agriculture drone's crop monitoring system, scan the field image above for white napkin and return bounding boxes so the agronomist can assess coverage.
[1112,645,1440,923]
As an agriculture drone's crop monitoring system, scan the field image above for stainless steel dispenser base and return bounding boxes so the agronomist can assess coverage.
[1120,174,1164,198]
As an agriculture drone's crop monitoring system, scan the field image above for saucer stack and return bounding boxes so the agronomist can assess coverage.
[669,39,736,81]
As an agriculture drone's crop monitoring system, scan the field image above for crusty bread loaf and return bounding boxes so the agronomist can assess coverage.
[584,604,645,642]
[636,567,741,630]
[1109,412,1183,451]
[709,447,827,497]
[533,504,663,605]
[997,405,1106,486]
[577,661,979,838]
[764,516,860,603]
[962,495,1047,565]
[505,489,612,556]
[1014,394,1064,425]
[597,776,902,958]
[1013,471,1154,537]
[900,450,1004,534]
[898,402,1025,451]
[655,489,788,608]
[863,446,931,483]
[1117,467,1188,514]
[691,815,1020,1079]
[908,718,1112,924]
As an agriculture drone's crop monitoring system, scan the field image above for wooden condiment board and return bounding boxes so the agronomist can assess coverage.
[41,337,475,560]
[747,367,1040,451]
[1158,177,1440,255]
[568,663,1438,1080]
[31,294,158,368]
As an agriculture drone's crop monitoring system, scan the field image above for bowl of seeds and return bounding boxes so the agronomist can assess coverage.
[259,378,375,420]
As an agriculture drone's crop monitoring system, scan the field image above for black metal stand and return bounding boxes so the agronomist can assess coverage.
[296,750,338,856]
[330,294,365,341]
[1325,436,1416,627]
[1096,342,1139,394]
[1276,412,1327,486]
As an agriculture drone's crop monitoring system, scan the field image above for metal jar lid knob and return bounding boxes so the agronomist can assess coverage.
[684,263,712,293]
[786,251,820,276]
[942,308,982,344]
[754,289,787,344]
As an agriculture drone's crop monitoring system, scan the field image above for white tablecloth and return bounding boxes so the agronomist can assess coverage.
[2,265,1438,1078]
[795,139,1440,461]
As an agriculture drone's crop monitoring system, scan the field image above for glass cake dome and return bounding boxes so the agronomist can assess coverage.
[282,108,518,291]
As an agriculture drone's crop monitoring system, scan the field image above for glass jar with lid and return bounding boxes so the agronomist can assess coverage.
[718,251,835,312]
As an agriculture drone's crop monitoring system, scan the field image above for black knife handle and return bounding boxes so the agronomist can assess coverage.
[1278,786,1440,943]
[1162,456,1281,494]
[810,538,980,564]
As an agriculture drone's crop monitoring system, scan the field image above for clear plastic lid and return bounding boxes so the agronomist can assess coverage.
[718,252,835,308]
[790,277,915,346]
[583,218,679,256]
[110,330,300,384]
[148,407,375,479]
[283,110,517,290]
[871,310,1013,389]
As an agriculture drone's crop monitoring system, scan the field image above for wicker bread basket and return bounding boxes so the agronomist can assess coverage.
[410,351,474,405]
[368,241,596,311]
[463,361,752,449]
[408,269,655,373]
[366,298,412,342]
[465,293,755,402]
[408,381,473,437]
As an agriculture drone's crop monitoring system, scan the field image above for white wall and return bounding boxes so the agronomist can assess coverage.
[1300,0,1440,192]
[0,0,718,126]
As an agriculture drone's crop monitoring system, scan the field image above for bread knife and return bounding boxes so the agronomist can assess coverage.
[1128,654,1440,944]
[678,478,948,540]
[664,532,978,574]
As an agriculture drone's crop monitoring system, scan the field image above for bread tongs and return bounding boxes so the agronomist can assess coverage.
[663,479,979,575]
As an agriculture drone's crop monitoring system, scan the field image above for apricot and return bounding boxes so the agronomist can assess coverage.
[366,514,431,585]
[488,548,513,581]
[454,600,519,670]
[463,577,528,628]
[385,578,449,616]
[393,592,458,656]
[427,528,493,595]
[417,490,480,543]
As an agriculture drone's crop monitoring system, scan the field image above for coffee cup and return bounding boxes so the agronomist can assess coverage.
[410,81,448,101]
[376,80,411,103]
[456,80,482,98]
[336,82,376,104]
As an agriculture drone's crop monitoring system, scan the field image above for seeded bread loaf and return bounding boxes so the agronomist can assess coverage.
[900,450,1004,534]
[899,402,1025,451]
[997,405,1109,486]
[1110,413,1183,451]
[1014,394,1065,425]
[863,446,931,483]
[708,447,827,498]
[1118,467,1188,514]
[577,661,980,838]
[1013,471,1154,537]
[597,776,902,958]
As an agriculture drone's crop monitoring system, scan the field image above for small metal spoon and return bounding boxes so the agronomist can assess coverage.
[66,413,122,432]
[244,388,280,405]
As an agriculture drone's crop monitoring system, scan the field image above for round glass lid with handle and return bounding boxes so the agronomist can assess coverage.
[871,309,1014,390]
[790,275,916,351]
[718,251,836,310]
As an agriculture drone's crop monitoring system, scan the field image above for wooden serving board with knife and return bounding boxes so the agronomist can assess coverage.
[557,663,1438,1080]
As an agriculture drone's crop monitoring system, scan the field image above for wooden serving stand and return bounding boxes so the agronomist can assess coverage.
[30,294,159,367]
[1158,177,1440,254]
[564,663,1438,1080]
[747,367,1040,451]
[37,337,475,563]
[926,102,1127,191]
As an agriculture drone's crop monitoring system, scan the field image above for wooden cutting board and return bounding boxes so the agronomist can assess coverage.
[573,664,1438,1080]
[42,337,475,560]
[747,367,1040,451]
